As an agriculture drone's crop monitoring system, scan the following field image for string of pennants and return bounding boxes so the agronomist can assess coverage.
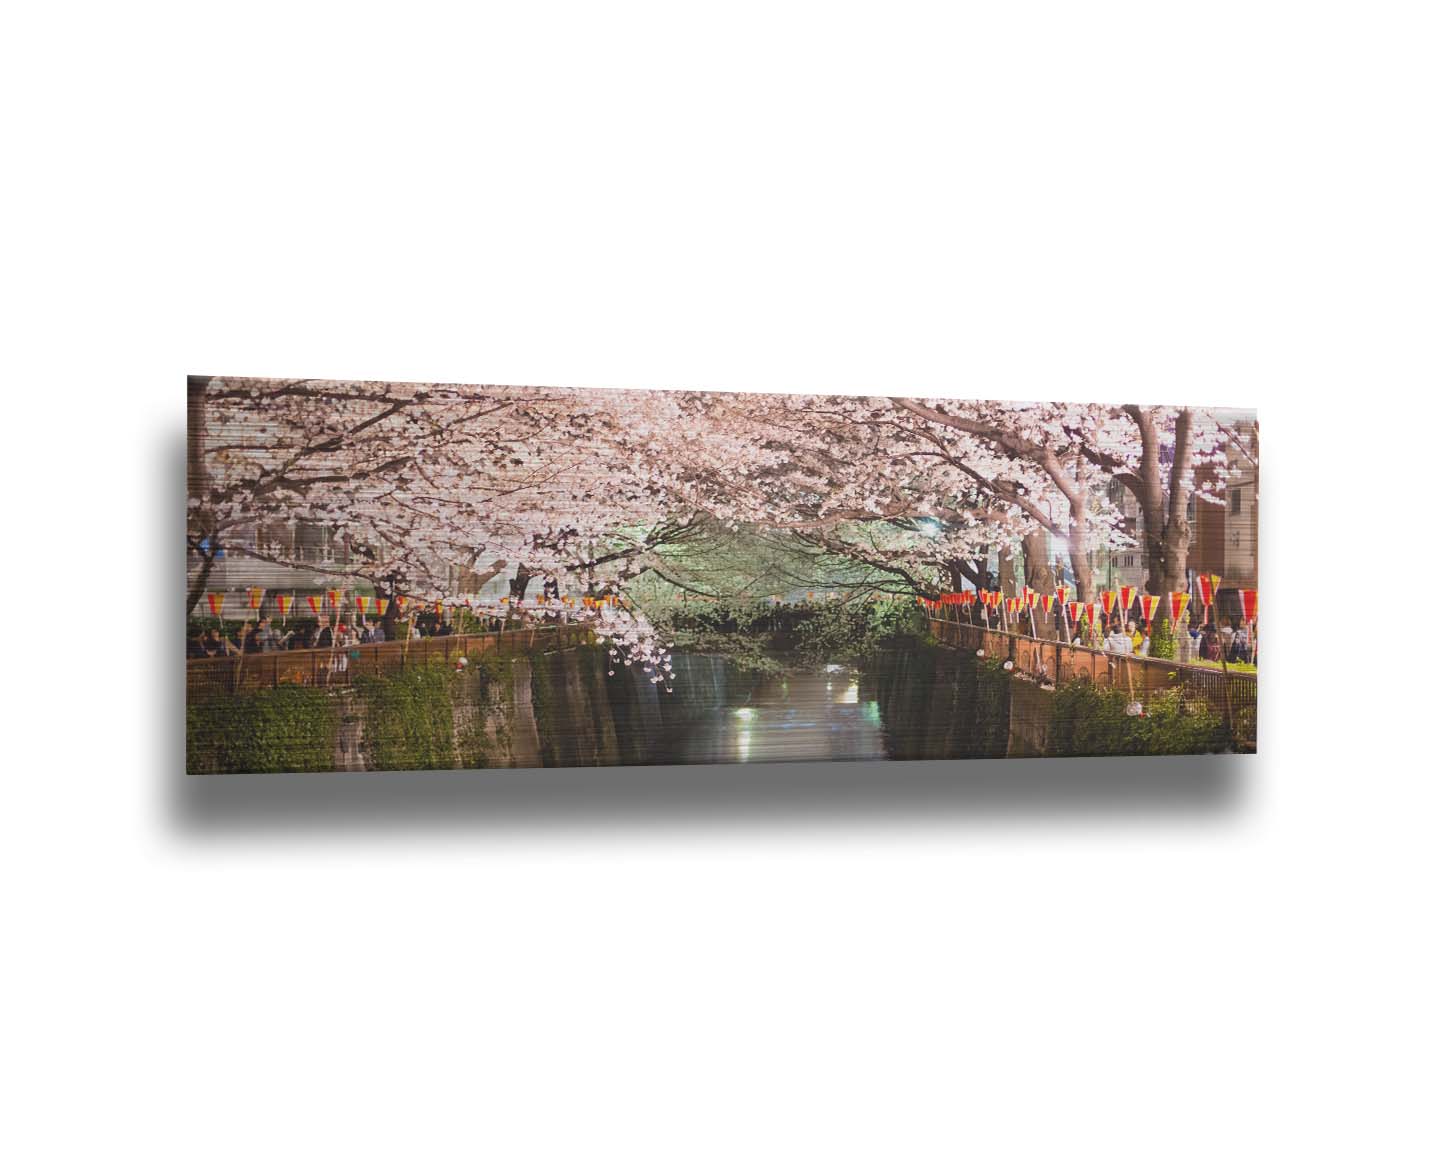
[200,585,862,619]
[200,587,624,622]
[916,575,1255,626]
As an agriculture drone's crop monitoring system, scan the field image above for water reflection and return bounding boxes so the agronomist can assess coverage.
[532,643,997,769]
[661,665,886,765]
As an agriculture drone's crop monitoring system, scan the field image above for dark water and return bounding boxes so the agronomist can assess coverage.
[531,643,1002,768]
[655,664,887,764]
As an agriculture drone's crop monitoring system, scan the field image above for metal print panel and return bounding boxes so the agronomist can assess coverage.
[186,377,1257,773]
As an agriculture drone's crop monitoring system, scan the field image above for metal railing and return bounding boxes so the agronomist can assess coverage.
[186,624,594,698]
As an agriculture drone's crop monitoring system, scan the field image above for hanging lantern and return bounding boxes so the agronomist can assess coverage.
[1168,591,1190,622]
[1120,586,1136,613]
[326,588,342,611]
[1085,602,1100,629]
[1041,594,1056,614]
[1197,574,1219,607]
[375,598,389,617]
[396,595,409,615]
[205,592,225,617]
[1066,601,1082,624]
[1140,594,1160,621]
[275,593,293,619]
[1100,590,1118,616]
[247,587,265,612]
[306,595,323,617]
[1240,589,1257,623]
[354,594,371,616]
[1057,585,1070,604]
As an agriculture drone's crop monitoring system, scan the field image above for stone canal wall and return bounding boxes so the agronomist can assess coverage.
[187,642,733,773]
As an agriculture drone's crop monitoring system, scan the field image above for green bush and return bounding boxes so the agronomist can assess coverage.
[454,649,515,768]
[187,684,337,773]
[1048,679,1229,757]
[1149,614,1177,660]
[355,663,457,770]
[659,596,927,669]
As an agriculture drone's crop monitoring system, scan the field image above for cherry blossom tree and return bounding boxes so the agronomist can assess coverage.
[188,378,1248,664]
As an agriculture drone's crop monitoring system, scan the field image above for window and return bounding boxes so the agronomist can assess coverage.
[1230,488,1243,514]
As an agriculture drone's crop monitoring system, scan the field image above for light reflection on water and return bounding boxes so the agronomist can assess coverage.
[667,665,886,764]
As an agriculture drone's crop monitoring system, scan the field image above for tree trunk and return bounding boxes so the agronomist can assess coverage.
[945,558,983,592]
[381,572,401,641]
[1127,405,1194,595]
[998,544,1017,598]
[186,549,215,618]
[1067,498,1095,605]
[186,376,215,617]
[1021,529,1055,596]
[508,563,532,610]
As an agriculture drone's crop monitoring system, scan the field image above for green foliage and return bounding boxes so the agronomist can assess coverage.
[1048,679,1229,757]
[659,596,927,669]
[1188,658,1258,674]
[454,649,515,768]
[187,684,337,773]
[1149,614,1177,660]
[355,663,457,770]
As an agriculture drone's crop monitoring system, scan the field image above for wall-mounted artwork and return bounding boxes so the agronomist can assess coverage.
[186,377,1257,773]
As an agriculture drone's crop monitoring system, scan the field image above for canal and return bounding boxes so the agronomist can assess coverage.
[530,643,1008,769]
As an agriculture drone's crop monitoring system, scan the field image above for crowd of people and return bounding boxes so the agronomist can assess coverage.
[1096,617,1254,663]
[184,607,526,660]
[965,603,1257,666]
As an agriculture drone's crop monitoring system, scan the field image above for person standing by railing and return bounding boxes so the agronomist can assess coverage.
[1199,624,1221,661]
[1228,625,1252,664]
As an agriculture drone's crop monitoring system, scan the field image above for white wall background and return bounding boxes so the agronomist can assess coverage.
[4,4,1436,1149]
